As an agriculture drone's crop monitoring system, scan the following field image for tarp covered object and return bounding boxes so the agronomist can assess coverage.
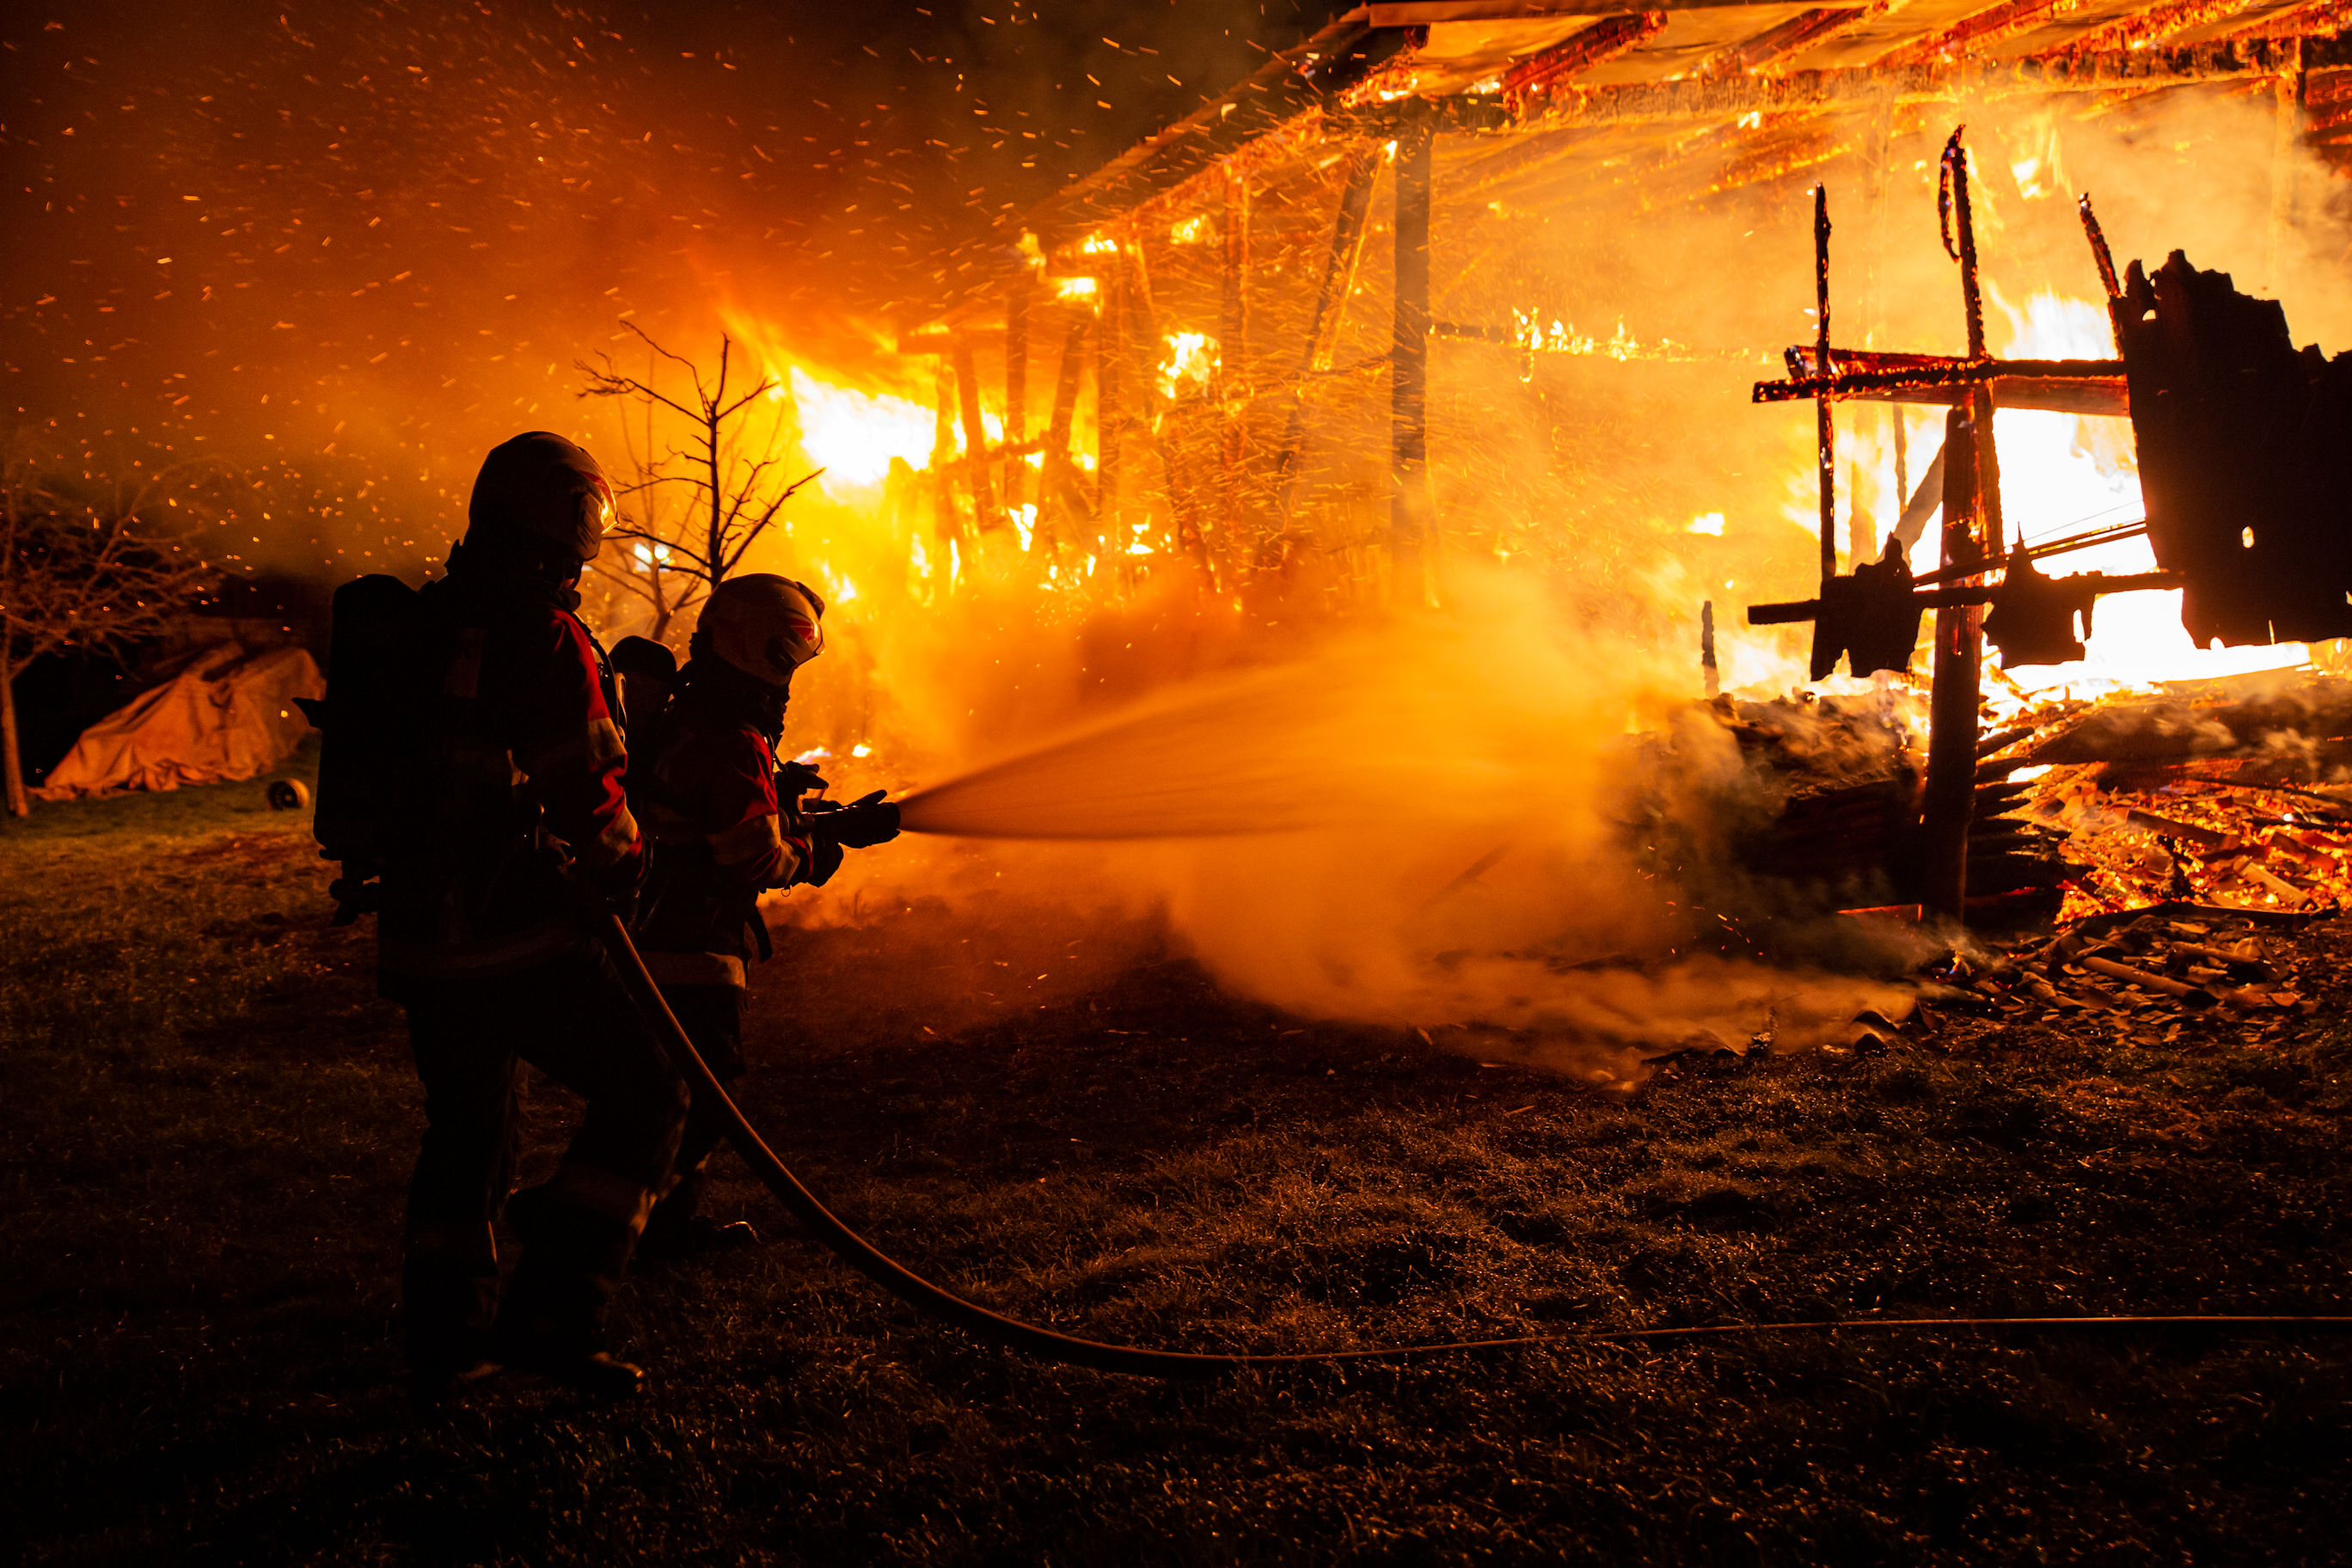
[34,644,325,799]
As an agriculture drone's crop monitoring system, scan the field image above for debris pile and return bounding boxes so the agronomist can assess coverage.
[1890,903,2324,1047]
[1986,669,2352,917]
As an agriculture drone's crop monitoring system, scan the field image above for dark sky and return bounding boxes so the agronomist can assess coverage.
[0,0,1336,574]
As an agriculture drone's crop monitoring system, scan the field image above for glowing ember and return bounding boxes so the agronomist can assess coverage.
[1158,331,1217,401]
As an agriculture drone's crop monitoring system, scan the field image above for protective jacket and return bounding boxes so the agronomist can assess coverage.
[629,662,814,989]
[376,555,641,985]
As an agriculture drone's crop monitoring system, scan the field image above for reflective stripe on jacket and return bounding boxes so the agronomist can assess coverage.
[629,700,811,984]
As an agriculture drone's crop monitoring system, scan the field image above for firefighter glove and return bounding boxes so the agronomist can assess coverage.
[805,790,901,848]
[775,759,829,802]
[801,835,846,887]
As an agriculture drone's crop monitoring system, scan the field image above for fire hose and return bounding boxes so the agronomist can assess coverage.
[595,912,2352,1379]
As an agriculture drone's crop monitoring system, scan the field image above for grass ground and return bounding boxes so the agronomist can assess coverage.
[4,754,2351,1563]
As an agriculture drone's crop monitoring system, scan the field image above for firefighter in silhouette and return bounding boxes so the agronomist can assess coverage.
[376,432,686,1400]
[625,573,899,1260]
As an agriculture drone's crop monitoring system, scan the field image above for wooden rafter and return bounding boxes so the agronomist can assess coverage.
[2217,0,2352,41]
[2059,0,2268,56]
[1697,7,1874,77]
[1357,33,2349,134]
[1503,12,1669,107]
[1876,0,2092,69]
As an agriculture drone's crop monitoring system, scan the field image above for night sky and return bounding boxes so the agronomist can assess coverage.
[1,0,1336,576]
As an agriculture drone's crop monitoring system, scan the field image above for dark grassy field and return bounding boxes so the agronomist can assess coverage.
[5,758,2352,1564]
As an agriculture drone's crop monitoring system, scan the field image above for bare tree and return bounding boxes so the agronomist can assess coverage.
[1,438,221,817]
[584,364,707,644]
[578,323,822,639]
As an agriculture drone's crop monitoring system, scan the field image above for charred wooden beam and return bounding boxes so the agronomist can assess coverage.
[1815,182,1836,580]
[1044,313,1093,550]
[1879,0,2089,70]
[932,363,965,548]
[1271,145,1381,538]
[1702,7,1871,77]
[952,342,1000,532]
[1748,569,2177,623]
[1005,277,1030,515]
[1347,34,2350,138]
[1503,12,1668,110]
[1221,166,1252,555]
[1099,267,1124,530]
[1924,132,1994,922]
[1046,315,1089,456]
[1392,126,1435,599]
[1923,401,1985,920]
[2061,0,2268,57]
[1756,354,2128,415]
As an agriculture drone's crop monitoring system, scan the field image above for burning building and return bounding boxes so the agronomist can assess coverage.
[827,0,2352,942]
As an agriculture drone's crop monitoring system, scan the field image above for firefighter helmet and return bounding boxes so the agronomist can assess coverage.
[700,573,826,688]
[465,432,615,564]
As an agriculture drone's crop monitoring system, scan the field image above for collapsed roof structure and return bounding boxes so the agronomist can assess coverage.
[899,0,2348,599]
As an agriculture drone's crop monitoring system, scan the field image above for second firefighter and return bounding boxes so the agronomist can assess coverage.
[625,573,901,1258]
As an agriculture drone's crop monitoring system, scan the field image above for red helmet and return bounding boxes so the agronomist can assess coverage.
[701,573,825,687]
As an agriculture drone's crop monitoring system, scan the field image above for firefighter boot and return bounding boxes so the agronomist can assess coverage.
[638,1170,759,1264]
[493,1184,647,1398]
[638,1116,757,1265]
[401,1226,503,1402]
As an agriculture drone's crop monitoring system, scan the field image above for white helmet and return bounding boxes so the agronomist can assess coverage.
[701,573,825,687]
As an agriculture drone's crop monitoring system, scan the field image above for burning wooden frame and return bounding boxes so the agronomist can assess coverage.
[886,0,2352,924]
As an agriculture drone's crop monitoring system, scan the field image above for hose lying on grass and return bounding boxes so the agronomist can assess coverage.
[597,913,2352,1380]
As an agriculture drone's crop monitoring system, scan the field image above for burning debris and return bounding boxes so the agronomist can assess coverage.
[1890,902,2324,1046]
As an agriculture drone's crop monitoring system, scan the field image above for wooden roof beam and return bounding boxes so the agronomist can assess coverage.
[1503,13,1669,108]
[1344,33,2349,132]
[1697,6,1876,75]
[2058,0,2269,56]
[1877,0,2094,69]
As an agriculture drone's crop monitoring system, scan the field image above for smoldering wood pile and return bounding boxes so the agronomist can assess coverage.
[1701,692,2077,914]
[1675,668,2352,925]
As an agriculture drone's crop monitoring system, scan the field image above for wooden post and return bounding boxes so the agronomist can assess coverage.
[1700,601,1720,699]
[1099,268,1124,548]
[1391,127,1434,603]
[1005,279,1030,518]
[952,341,998,533]
[1120,232,1218,586]
[1923,130,1994,922]
[1815,183,1836,580]
[1220,166,1251,566]
[931,360,963,552]
[1923,402,1982,919]
[1045,315,1091,551]
[1892,407,1908,536]
[1271,145,1381,534]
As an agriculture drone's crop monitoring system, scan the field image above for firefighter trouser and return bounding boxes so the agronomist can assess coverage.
[642,981,746,1242]
[395,944,688,1371]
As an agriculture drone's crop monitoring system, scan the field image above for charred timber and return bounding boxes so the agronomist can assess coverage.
[1748,571,2179,626]
[1755,354,2128,416]
[1344,36,2351,139]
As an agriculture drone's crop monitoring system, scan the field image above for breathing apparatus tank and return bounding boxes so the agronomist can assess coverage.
[302,573,426,922]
